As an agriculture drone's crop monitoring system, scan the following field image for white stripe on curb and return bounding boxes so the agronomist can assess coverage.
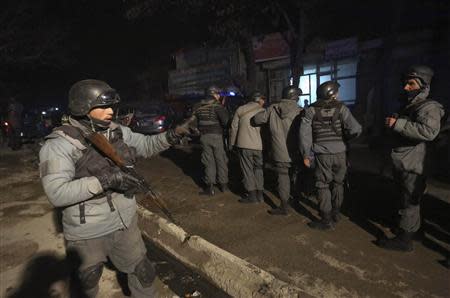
[137,205,307,298]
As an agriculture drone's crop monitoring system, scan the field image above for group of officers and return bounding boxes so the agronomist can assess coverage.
[37,64,445,297]
[192,64,445,252]
[193,81,361,223]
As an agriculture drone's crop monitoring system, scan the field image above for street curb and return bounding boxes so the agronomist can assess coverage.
[137,205,306,298]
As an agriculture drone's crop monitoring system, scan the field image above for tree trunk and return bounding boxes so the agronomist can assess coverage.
[289,5,305,88]
[240,30,258,94]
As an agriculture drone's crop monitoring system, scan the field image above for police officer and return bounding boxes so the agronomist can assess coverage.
[39,79,186,297]
[377,65,444,251]
[194,85,230,196]
[253,86,302,215]
[229,91,266,203]
[299,81,361,229]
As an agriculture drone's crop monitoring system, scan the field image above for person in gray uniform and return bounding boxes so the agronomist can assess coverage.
[253,86,302,215]
[299,81,361,230]
[194,85,230,196]
[229,91,266,203]
[377,65,444,252]
[39,79,187,297]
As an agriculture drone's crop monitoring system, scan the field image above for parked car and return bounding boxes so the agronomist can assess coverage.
[117,105,135,127]
[119,103,177,134]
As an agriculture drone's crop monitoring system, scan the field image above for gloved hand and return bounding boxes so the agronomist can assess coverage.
[96,171,141,193]
[174,125,190,136]
[166,129,181,145]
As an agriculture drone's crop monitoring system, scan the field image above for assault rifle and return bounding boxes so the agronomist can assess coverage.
[86,132,176,223]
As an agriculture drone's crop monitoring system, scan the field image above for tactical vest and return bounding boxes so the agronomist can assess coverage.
[312,100,344,144]
[53,125,137,224]
[195,102,223,135]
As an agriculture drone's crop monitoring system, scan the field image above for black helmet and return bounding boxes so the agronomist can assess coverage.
[404,65,434,87]
[205,85,222,98]
[68,79,120,116]
[317,81,340,100]
[251,91,266,102]
[282,85,302,100]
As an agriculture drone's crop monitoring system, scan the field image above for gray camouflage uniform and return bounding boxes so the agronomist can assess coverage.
[39,117,171,297]
[253,99,301,203]
[194,99,230,186]
[299,101,361,215]
[390,88,444,233]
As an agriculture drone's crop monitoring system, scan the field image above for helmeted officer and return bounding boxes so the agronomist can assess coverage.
[39,79,186,297]
[299,81,361,229]
[194,85,230,196]
[253,85,302,215]
[229,91,266,203]
[377,65,444,251]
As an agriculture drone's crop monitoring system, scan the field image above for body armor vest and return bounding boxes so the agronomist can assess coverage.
[53,124,137,223]
[312,100,344,144]
[195,102,223,135]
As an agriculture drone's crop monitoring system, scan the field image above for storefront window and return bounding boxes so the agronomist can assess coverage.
[296,58,357,107]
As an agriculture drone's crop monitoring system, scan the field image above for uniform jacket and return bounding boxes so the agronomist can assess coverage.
[391,89,444,175]
[229,101,264,150]
[39,118,171,240]
[299,100,361,158]
[194,99,229,135]
[252,99,301,163]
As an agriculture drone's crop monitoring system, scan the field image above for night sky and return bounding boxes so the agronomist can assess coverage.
[0,0,447,108]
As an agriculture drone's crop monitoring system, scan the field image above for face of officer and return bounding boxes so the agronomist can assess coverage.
[89,106,114,123]
[212,93,221,102]
[331,91,339,101]
[257,98,265,107]
[403,79,421,92]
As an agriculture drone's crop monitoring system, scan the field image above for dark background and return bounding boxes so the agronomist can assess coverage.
[0,0,447,108]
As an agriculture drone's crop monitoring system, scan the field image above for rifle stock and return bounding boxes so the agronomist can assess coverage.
[86,132,176,223]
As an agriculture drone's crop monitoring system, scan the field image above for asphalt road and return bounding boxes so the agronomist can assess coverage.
[136,143,450,297]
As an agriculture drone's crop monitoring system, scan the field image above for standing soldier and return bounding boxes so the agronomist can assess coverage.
[195,85,230,196]
[377,65,444,251]
[299,81,361,230]
[39,79,187,297]
[253,86,302,215]
[229,92,266,203]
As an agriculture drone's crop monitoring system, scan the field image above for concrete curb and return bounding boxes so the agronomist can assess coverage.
[137,205,306,298]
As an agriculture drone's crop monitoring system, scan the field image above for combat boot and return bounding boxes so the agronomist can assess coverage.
[200,184,215,197]
[256,190,264,202]
[268,201,289,216]
[219,183,229,192]
[239,190,258,203]
[376,230,414,252]
[331,207,341,223]
[308,212,333,230]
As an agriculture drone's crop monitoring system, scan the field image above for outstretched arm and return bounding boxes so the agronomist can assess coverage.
[121,125,171,158]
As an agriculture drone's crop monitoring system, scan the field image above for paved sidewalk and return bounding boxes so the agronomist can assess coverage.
[0,148,175,298]
[137,144,450,297]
